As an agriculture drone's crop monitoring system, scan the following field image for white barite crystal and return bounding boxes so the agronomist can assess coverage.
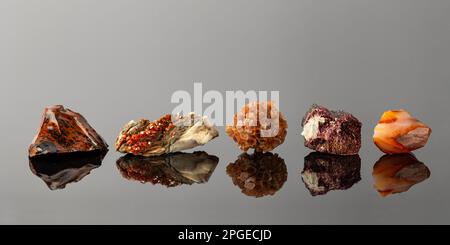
[301,116,325,141]
[170,114,219,153]
[170,153,218,183]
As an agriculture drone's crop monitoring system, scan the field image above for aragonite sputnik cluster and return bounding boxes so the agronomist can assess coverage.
[115,113,219,156]
[226,101,288,153]
[373,110,432,154]
[29,105,108,157]
[226,152,287,198]
[301,105,362,155]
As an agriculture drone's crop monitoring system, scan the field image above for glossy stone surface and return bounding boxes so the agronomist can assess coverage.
[226,152,287,198]
[29,105,108,157]
[116,151,219,187]
[373,154,430,197]
[373,110,432,154]
[301,152,361,196]
[29,150,106,190]
[301,105,362,155]
[115,113,219,156]
[226,101,288,153]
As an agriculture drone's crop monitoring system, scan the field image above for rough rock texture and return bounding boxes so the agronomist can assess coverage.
[29,105,108,157]
[373,154,430,197]
[226,101,288,153]
[115,113,218,156]
[301,105,362,155]
[226,152,287,198]
[116,151,219,187]
[301,152,361,196]
[373,110,432,154]
[29,150,106,190]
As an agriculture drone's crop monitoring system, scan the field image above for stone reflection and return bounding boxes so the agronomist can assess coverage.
[301,152,361,196]
[373,154,430,197]
[116,151,219,187]
[29,150,107,190]
[226,152,287,198]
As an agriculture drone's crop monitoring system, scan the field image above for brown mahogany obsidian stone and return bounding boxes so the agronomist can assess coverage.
[116,151,219,187]
[301,152,361,196]
[226,152,287,198]
[373,154,430,197]
[301,105,362,155]
[29,150,106,190]
[29,105,108,157]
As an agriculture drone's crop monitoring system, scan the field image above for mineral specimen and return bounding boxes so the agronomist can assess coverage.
[226,152,287,198]
[373,110,432,154]
[301,152,361,196]
[116,151,219,187]
[372,154,430,197]
[226,101,288,153]
[29,105,108,157]
[301,105,362,155]
[115,113,219,156]
[29,150,106,190]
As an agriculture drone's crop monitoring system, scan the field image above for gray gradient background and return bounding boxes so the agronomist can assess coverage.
[1,0,450,224]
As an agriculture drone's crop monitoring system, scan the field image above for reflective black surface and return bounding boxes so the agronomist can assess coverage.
[372,154,430,197]
[116,152,218,187]
[301,153,361,196]
[227,152,287,198]
[29,151,107,190]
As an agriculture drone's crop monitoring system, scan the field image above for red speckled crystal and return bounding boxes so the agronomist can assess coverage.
[29,105,108,157]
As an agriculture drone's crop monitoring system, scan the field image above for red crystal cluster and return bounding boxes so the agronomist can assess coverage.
[116,114,175,155]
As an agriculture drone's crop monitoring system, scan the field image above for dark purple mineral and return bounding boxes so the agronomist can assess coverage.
[301,105,362,155]
[301,152,361,196]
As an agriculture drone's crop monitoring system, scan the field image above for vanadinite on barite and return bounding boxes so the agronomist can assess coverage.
[301,105,362,155]
[115,113,219,156]
[29,105,108,157]
[116,151,219,187]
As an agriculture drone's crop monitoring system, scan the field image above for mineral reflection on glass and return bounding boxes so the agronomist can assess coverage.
[116,151,219,187]
[29,105,108,157]
[301,152,361,196]
[226,101,288,153]
[373,110,432,154]
[301,105,362,155]
[29,150,106,190]
[372,154,430,197]
[226,152,287,198]
[115,113,219,157]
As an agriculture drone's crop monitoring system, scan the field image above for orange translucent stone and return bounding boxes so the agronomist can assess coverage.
[373,110,431,154]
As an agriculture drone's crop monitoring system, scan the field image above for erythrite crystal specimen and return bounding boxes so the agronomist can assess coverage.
[372,154,430,197]
[301,105,362,155]
[373,110,432,154]
[226,153,287,198]
[301,152,361,196]
[29,105,108,157]
[29,150,106,190]
[116,151,219,187]
[226,101,288,153]
[115,113,219,156]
